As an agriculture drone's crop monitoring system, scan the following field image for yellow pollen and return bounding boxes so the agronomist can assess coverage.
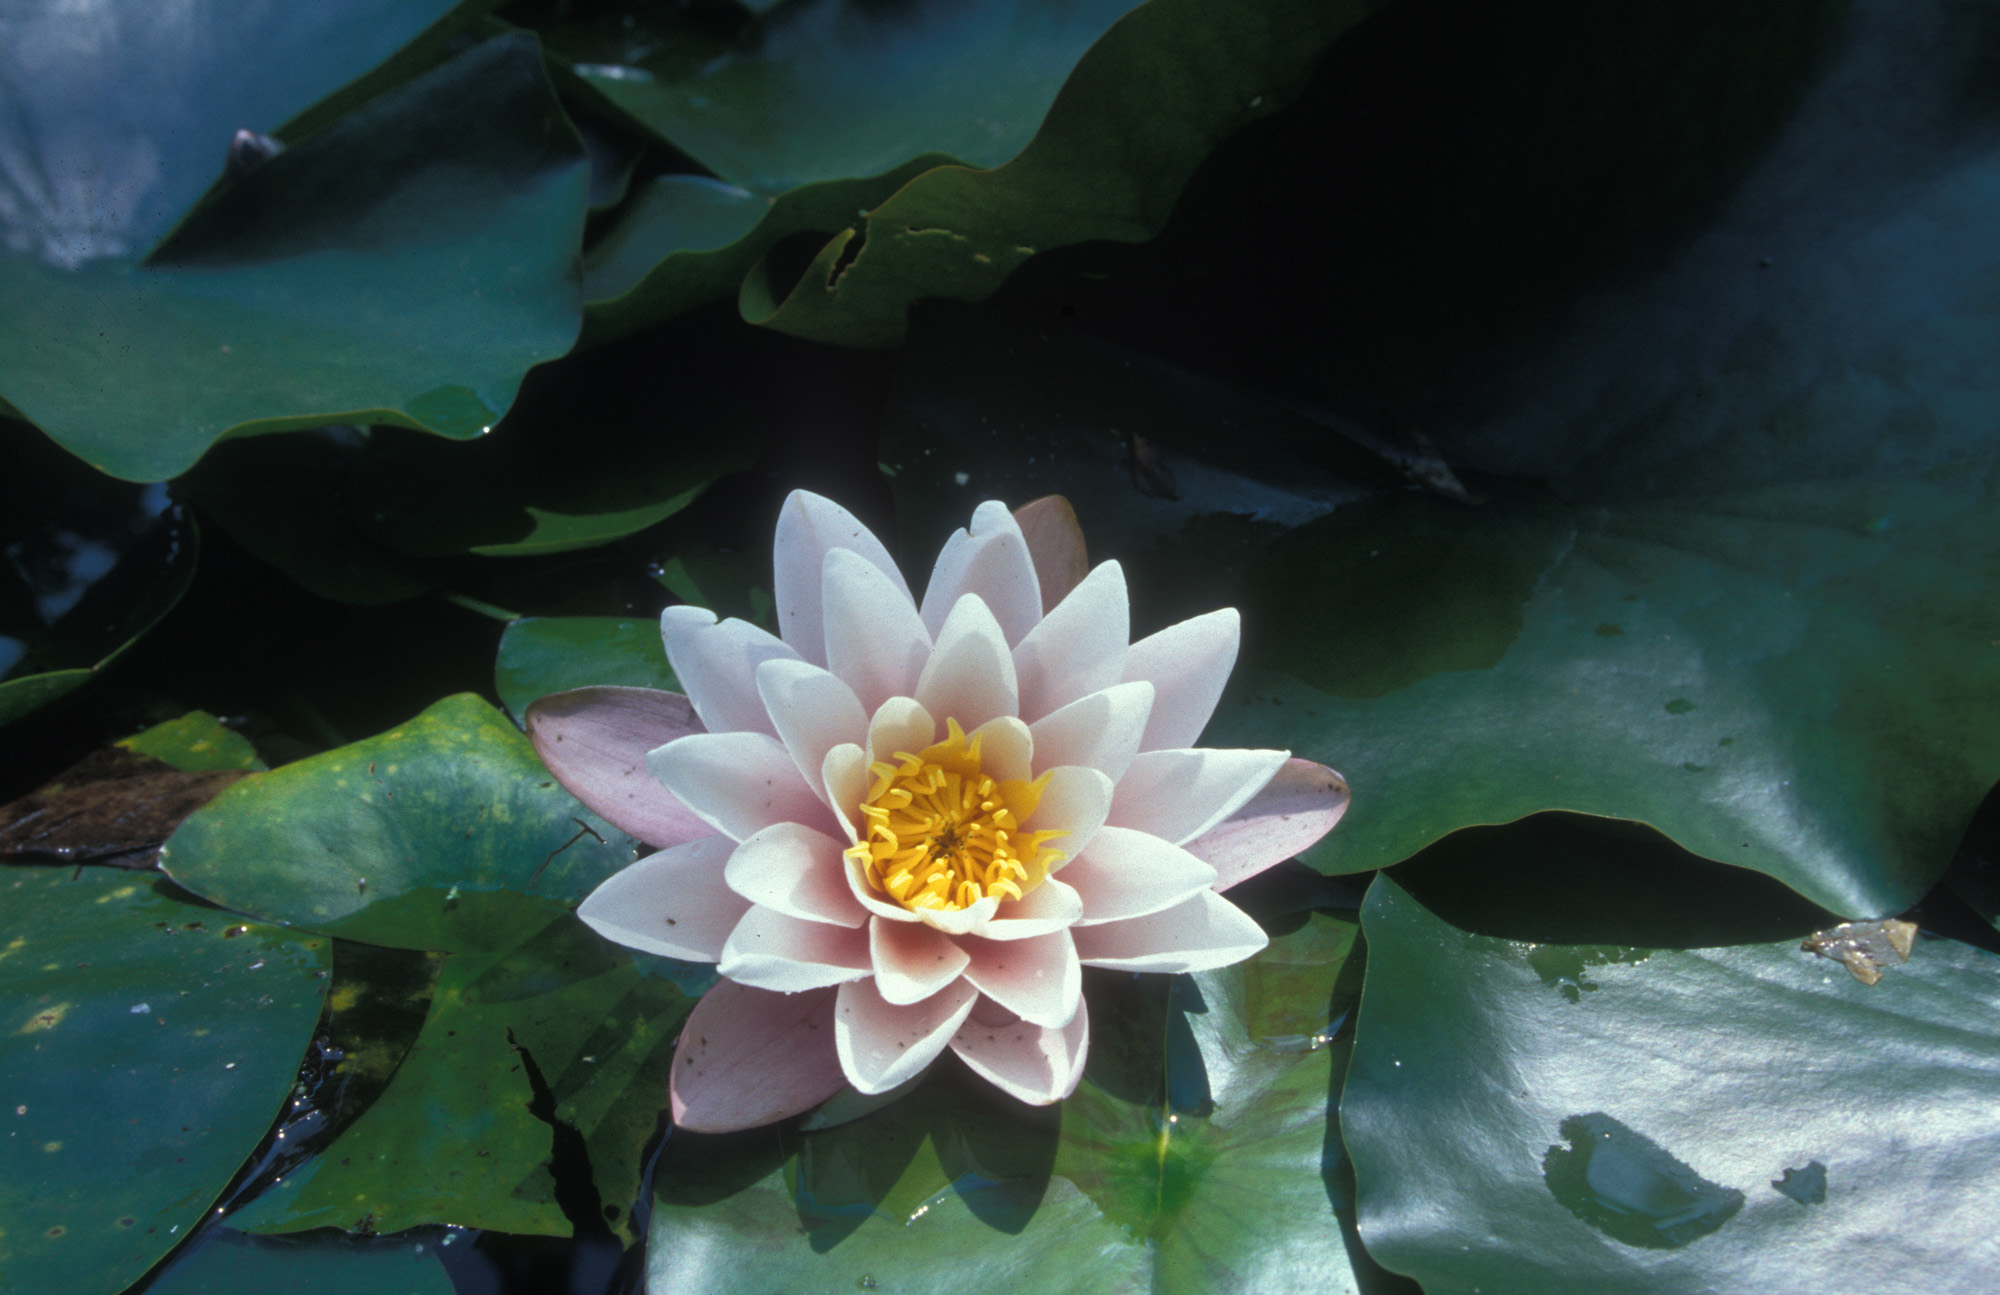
[842,717,1066,914]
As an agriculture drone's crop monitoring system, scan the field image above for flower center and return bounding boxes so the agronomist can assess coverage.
[843,718,1067,913]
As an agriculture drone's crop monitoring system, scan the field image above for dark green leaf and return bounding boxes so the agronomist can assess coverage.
[0,31,588,481]
[565,0,1142,196]
[0,868,329,1295]
[159,693,640,954]
[495,617,678,725]
[145,1229,454,1295]
[1345,874,2000,1293]
[751,0,1371,347]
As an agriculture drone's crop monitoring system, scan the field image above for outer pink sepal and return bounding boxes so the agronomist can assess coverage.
[526,686,710,847]
[669,981,847,1132]
[1183,757,1351,891]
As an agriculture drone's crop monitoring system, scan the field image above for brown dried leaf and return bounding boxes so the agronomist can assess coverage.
[0,747,246,870]
[1801,919,1919,986]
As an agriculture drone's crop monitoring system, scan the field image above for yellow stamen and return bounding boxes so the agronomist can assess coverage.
[842,717,1066,913]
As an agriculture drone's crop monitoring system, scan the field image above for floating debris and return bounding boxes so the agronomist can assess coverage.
[1802,919,1916,985]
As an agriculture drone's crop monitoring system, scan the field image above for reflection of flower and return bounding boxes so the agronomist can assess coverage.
[531,492,1348,1133]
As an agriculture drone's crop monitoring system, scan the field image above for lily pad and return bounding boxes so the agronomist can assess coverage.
[145,1228,454,1295]
[562,0,1143,196]
[0,29,589,482]
[748,0,1372,347]
[231,913,689,1241]
[495,617,678,725]
[1344,875,2000,1293]
[159,693,640,954]
[119,711,265,773]
[0,867,329,1295]
[647,913,1366,1291]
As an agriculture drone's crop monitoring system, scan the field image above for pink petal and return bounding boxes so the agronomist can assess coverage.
[966,715,1033,782]
[1106,747,1289,846]
[981,877,1083,941]
[718,906,873,992]
[959,930,1081,1029]
[920,501,1042,646]
[1024,765,1114,863]
[1012,559,1128,724]
[1011,495,1089,611]
[822,547,932,715]
[1122,608,1239,751]
[649,731,841,842]
[1072,888,1268,972]
[773,490,910,668]
[670,981,845,1132]
[724,822,868,927]
[755,658,868,805]
[913,594,1018,733]
[951,993,1089,1106]
[1027,681,1152,782]
[835,976,978,1093]
[869,916,971,1004]
[1062,825,1218,926]
[525,686,709,847]
[660,606,799,738]
[1186,757,1352,891]
[577,836,745,961]
[867,696,936,762]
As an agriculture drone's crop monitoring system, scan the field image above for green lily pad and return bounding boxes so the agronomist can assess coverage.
[647,913,1365,1291]
[579,157,946,342]
[159,693,640,954]
[0,29,588,482]
[1345,874,2000,1293]
[231,912,689,1241]
[145,1229,454,1295]
[118,711,266,773]
[748,0,1371,347]
[495,617,678,725]
[562,0,1142,197]
[0,868,329,1295]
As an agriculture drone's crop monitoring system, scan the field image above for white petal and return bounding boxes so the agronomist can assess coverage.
[1186,757,1351,891]
[844,855,923,924]
[577,836,744,962]
[660,605,800,738]
[774,490,910,667]
[823,547,932,716]
[719,906,873,992]
[1028,681,1153,782]
[1122,608,1239,751]
[835,976,978,1094]
[1012,560,1128,724]
[724,822,868,927]
[1012,495,1089,611]
[649,731,841,842]
[1072,888,1268,972]
[980,877,1083,941]
[914,894,1000,936]
[1106,747,1289,846]
[966,715,1033,783]
[913,594,1018,732]
[868,696,936,762]
[823,743,869,841]
[1024,765,1114,869]
[920,500,1041,646]
[951,994,1089,1106]
[1063,825,1219,926]
[959,931,1080,1029]
[755,658,868,806]
[869,917,971,1004]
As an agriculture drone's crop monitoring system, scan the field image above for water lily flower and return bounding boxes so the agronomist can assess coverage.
[529,492,1348,1133]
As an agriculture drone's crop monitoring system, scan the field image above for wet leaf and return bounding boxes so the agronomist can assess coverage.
[159,694,640,954]
[231,913,688,1241]
[0,28,588,482]
[0,746,246,870]
[495,617,679,726]
[1344,875,2000,1294]
[646,913,1369,1292]
[0,868,328,1295]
